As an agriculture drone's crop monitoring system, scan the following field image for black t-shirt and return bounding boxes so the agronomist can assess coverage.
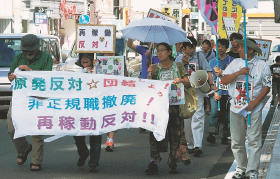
[270,64,280,83]
[227,51,240,59]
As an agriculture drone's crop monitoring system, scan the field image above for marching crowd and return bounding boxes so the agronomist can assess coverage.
[5,32,280,179]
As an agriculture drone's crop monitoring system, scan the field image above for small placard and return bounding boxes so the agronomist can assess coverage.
[75,24,116,53]
[254,39,272,61]
[96,56,124,76]
[223,17,236,38]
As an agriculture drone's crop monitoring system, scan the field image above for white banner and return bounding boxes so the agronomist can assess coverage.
[12,71,172,141]
[233,0,258,9]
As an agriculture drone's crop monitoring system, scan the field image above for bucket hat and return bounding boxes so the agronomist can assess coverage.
[235,38,262,55]
[21,34,40,51]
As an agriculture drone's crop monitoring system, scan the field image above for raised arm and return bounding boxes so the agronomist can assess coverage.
[127,38,137,52]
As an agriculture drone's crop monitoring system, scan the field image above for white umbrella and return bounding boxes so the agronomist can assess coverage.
[121,18,188,45]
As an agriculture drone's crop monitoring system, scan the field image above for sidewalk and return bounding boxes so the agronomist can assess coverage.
[264,107,280,179]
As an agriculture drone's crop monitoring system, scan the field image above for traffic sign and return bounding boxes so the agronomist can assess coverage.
[79,14,90,24]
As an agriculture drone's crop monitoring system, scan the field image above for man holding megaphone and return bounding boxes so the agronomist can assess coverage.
[176,36,216,157]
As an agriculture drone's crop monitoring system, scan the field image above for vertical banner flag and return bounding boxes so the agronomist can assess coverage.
[197,0,218,35]
[218,0,243,38]
[233,0,258,9]
[12,71,172,141]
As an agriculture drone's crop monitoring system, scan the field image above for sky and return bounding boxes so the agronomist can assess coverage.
[131,0,162,12]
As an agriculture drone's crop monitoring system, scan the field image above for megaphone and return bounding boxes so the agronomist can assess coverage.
[189,70,211,93]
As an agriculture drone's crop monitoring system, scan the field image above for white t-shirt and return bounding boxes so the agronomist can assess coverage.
[223,58,271,114]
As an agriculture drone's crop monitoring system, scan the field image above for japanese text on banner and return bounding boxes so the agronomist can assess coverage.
[12,71,172,141]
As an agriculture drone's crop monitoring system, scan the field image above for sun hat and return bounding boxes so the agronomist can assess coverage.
[235,38,262,55]
[21,34,40,51]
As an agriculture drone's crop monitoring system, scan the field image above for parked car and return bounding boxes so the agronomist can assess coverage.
[268,44,280,66]
[0,33,63,115]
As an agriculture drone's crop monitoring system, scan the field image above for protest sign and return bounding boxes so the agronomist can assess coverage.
[216,77,229,90]
[12,71,172,141]
[254,39,272,61]
[223,17,236,38]
[233,80,253,109]
[147,8,176,23]
[97,56,124,76]
[76,24,116,53]
[169,83,184,105]
[218,0,243,38]
[160,4,181,24]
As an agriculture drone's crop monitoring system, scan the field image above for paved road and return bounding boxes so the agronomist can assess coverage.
[0,96,273,179]
[0,120,231,179]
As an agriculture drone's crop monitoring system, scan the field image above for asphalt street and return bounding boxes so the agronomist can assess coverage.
[0,96,273,179]
[0,119,232,179]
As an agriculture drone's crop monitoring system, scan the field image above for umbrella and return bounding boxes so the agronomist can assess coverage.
[121,18,188,45]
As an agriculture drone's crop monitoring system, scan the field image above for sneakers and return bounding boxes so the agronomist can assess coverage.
[145,161,158,175]
[207,134,216,144]
[193,147,203,157]
[232,168,245,179]
[245,171,258,179]
[105,138,114,152]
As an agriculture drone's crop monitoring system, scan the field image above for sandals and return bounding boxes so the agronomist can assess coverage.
[30,163,41,171]
[17,144,32,165]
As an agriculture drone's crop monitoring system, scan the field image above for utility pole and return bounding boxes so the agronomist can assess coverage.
[274,0,280,23]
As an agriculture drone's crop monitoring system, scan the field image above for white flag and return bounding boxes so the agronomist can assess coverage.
[233,0,258,9]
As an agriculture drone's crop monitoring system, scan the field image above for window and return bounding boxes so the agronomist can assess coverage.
[113,0,120,19]
[0,39,21,67]
[272,45,280,52]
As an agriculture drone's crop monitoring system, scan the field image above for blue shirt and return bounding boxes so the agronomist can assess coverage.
[209,55,234,95]
[201,49,216,62]
[136,45,160,79]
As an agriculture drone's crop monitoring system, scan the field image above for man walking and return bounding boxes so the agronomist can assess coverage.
[178,36,215,157]
[270,56,280,107]
[7,34,53,171]
[220,38,271,179]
